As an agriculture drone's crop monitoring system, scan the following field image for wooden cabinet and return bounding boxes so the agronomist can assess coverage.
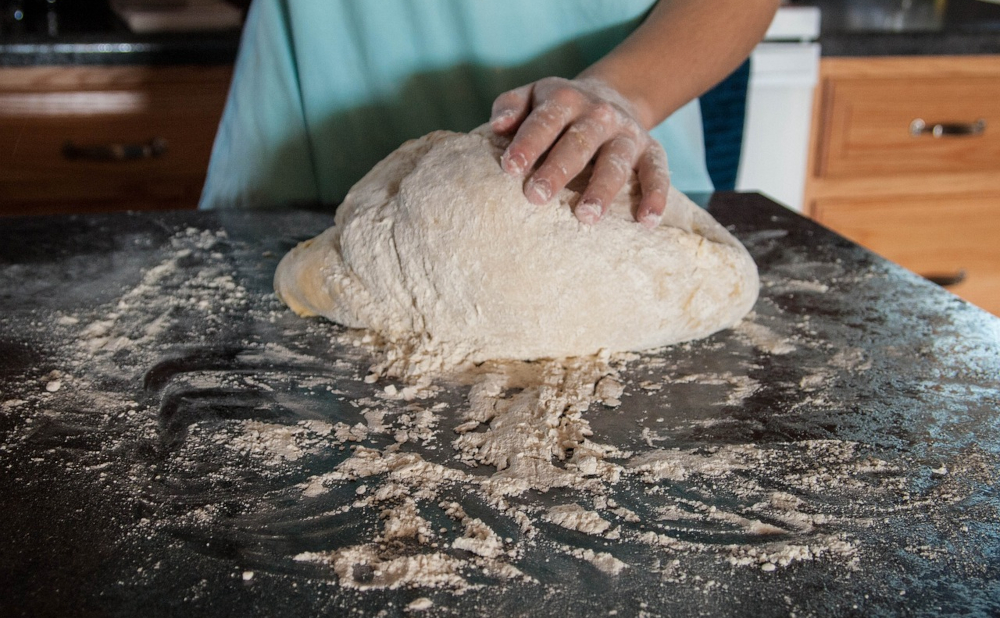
[805,56,1000,316]
[813,194,1000,314]
[0,65,232,216]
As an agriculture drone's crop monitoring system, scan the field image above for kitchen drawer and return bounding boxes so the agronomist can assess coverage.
[0,65,231,216]
[815,57,1000,179]
[813,193,1000,316]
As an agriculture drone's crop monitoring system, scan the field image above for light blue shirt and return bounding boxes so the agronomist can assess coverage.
[200,0,713,210]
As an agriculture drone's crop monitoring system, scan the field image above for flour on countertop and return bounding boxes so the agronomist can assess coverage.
[4,222,994,614]
[566,547,629,576]
[734,317,796,355]
[545,504,612,536]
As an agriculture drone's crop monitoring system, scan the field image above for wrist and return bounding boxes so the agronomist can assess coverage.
[576,67,659,131]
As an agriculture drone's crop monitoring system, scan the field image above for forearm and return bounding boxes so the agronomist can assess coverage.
[579,0,780,129]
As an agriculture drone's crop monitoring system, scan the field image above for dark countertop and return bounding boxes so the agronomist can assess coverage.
[3,1,1000,66]
[0,31,240,66]
[1,193,998,617]
[0,0,241,66]
[805,0,1000,56]
[820,29,1000,56]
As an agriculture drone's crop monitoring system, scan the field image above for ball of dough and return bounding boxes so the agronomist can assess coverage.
[274,126,758,363]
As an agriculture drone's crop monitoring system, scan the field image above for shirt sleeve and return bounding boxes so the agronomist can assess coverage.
[199,0,320,210]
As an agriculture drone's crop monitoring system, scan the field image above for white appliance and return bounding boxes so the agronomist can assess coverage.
[735,6,821,212]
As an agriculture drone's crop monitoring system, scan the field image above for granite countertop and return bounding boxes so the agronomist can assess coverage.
[3,1,1000,67]
[821,28,1000,56]
[805,0,1000,56]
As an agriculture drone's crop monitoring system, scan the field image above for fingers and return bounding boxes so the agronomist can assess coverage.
[490,84,532,135]
[635,142,671,229]
[526,117,611,206]
[575,136,637,225]
[501,95,574,179]
[493,77,669,230]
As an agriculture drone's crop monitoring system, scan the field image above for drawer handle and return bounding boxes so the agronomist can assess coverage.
[923,269,967,288]
[909,118,986,138]
[62,137,168,161]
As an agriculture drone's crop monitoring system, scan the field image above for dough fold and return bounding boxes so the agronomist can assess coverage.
[275,126,758,362]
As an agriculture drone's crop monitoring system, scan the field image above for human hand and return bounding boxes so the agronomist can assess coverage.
[490,76,669,229]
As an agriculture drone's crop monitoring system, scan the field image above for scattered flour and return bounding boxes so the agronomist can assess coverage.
[407,597,434,611]
[545,504,611,536]
[735,318,796,355]
[6,222,978,607]
[294,546,469,591]
[568,547,628,576]
[224,420,334,465]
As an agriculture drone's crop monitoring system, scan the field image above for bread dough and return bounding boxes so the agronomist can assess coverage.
[274,126,758,364]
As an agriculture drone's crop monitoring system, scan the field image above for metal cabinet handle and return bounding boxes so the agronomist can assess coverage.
[62,137,168,161]
[923,269,967,288]
[910,118,986,138]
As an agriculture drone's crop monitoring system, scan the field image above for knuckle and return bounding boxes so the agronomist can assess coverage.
[647,139,668,159]
[533,100,569,126]
[589,101,618,125]
[494,85,531,115]
[606,153,632,177]
[496,88,521,105]
[641,146,668,172]
[564,126,593,153]
[493,100,514,114]
[611,135,637,153]
[550,87,581,109]
[608,137,638,164]
[536,76,564,89]
[566,120,605,151]
[621,123,644,141]
[594,145,633,182]
[492,101,513,118]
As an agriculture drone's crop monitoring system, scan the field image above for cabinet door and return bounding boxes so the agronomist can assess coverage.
[0,66,232,216]
[814,193,1000,316]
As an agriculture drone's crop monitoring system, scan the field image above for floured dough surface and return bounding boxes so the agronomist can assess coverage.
[274,125,758,364]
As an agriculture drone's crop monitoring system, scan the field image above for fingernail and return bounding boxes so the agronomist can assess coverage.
[502,151,527,176]
[639,211,662,229]
[525,178,551,205]
[576,199,602,224]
